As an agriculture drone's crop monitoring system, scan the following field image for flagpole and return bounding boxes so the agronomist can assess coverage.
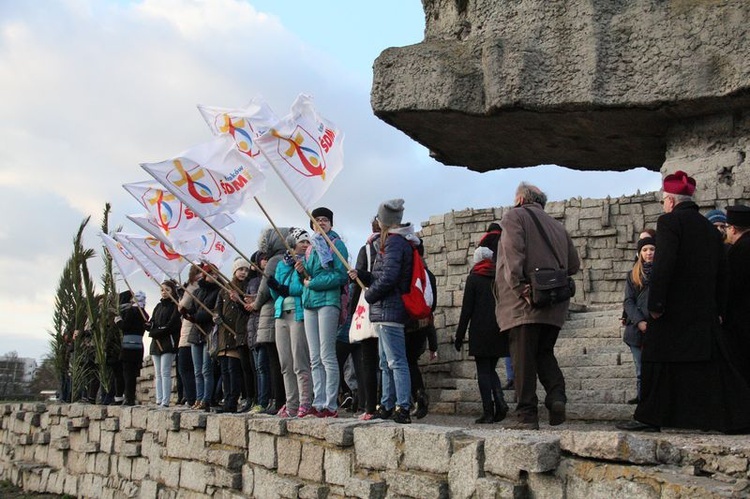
[253,196,309,278]
[257,147,365,290]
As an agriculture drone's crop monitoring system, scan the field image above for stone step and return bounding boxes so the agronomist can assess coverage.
[559,326,623,339]
[554,337,631,352]
[557,352,622,367]
[561,365,634,379]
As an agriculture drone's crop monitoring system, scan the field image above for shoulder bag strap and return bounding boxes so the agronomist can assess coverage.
[523,206,564,269]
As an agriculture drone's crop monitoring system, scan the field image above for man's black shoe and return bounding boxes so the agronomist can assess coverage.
[616,420,660,432]
[393,407,411,424]
[374,405,393,420]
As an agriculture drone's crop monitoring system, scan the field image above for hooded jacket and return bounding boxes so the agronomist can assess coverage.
[252,227,290,343]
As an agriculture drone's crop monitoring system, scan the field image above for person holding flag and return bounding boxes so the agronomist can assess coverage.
[146,280,181,408]
[114,290,148,406]
[298,207,349,418]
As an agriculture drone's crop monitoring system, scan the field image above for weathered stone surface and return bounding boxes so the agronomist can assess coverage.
[252,465,302,499]
[448,437,483,499]
[560,430,658,464]
[382,470,449,499]
[481,430,560,479]
[179,411,208,429]
[276,437,301,476]
[324,447,353,486]
[372,1,750,172]
[402,425,464,473]
[246,431,277,469]
[286,417,329,440]
[247,417,287,436]
[298,442,325,482]
[353,424,402,470]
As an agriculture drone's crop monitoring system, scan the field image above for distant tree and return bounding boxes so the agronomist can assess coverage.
[0,351,29,399]
[29,356,58,397]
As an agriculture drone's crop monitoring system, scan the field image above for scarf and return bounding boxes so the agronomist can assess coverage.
[310,230,338,268]
[471,260,495,277]
[642,261,653,286]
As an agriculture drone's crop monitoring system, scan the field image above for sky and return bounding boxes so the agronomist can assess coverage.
[0,0,661,363]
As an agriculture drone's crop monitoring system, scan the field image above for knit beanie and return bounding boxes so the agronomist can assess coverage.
[377,198,405,227]
[286,228,311,248]
[232,257,251,274]
[637,237,656,254]
[473,246,494,264]
[705,209,727,225]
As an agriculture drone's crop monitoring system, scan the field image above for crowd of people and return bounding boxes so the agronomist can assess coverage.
[59,176,750,433]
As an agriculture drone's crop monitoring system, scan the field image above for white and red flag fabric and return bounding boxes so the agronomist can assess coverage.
[141,135,266,218]
[255,94,344,209]
[179,229,237,268]
[99,232,142,279]
[117,233,190,280]
[111,233,169,283]
[198,98,279,170]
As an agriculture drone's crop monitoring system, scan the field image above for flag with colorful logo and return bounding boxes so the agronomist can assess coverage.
[179,228,237,268]
[99,232,144,280]
[198,97,278,171]
[255,94,344,209]
[141,135,266,218]
[112,233,169,283]
[117,233,190,280]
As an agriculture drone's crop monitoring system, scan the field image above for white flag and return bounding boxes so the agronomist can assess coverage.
[117,233,189,280]
[113,234,169,283]
[100,233,142,279]
[198,97,279,171]
[255,94,344,209]
[141,135,266,218]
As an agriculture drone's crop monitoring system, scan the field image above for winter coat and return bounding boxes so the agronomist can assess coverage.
[301,229,349,310]
[214,277,251,353]
[622,271,649,348]
[272,256,305,321]
[495,203,580,331]
[117,305,147,364]
[349,233,380,318]
[245,275,261,349]
[187,279,220,345]
[456,267,509,358]
[725,231,750,383]
[178,282,198,348]
[361,228,413,324]
[645,201,727,363]
[148,299,181,355]
[252,227,290,344]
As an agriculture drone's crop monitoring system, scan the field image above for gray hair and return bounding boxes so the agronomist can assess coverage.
[670,193,693,204]
[516,182,548,208]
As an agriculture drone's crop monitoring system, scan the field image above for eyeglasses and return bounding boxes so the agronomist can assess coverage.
[315,217,330,223]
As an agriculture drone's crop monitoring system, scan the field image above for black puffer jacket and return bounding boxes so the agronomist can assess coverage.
[215,278,250,352]
[148,299,181,355]
[362,231,413,324]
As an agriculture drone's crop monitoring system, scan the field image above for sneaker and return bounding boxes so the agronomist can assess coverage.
[276,406,294,418]
[374,405,393,420]
[358,412,375,421]
[318,409,338,418]
[340,393,353,410]
[297,404,313,418]
[392,407,411,424]
[249,404,265,414]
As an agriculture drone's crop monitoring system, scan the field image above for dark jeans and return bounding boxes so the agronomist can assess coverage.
[508,323,566,422]
[238,345,255,401]
[253,345,270,407]
[219,355,242,411]
[475,356,502,408]
[122,361,141,405]
[267,343,285,410]
[358,337,380,413]
[405,328,427,394]
[336,341,363,396]
[177,346,196,405]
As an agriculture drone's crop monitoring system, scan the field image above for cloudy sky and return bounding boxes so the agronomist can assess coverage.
[0,0,660,363]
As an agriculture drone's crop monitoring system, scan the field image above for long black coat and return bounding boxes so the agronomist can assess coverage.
[456,270,509,358]
[645,201,727,363]
[622,272,649,348]
[725,231,750,383]
[148,299,181,355]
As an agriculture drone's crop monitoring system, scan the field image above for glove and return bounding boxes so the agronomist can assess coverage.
[267,276,290,297]
[144,321,153,331]
[454,336,463,352]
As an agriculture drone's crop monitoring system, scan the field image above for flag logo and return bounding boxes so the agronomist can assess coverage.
[169,159,222,207]
[270,126,327,179]
[217,114,262,159]
[144,189,184,233]
[145,238,183,261]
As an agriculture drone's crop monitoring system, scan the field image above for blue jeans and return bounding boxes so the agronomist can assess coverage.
[304,306,340,411]
[191,343,214,404]
[504,356,515,382]
[253,345,270,407]
[152,353,174,406]
[629,344,642,399]
[376,323,411,411]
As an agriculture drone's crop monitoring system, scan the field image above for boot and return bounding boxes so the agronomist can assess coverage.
[413,389,429,420]
[475,400,495,424]
[493,388,509,422]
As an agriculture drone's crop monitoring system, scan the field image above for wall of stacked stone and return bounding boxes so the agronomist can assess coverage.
[1,403,748,498]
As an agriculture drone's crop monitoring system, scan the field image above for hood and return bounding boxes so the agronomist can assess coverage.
[258,226,291,258]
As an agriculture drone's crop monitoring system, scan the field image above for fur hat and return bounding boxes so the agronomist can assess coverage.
[473,246,494,264]
[310,207,334,229]
[727,205,750,227]
[705,209,727,225]
[286,228,310,248]
[663,170,696,196]
[377,198,405,227]
[232,257,251,274]
[637,237,656,254]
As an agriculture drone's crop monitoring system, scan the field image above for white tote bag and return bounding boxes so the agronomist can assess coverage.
[349,292,377,342]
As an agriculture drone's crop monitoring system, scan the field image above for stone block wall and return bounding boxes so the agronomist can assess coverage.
[1,403,748,498]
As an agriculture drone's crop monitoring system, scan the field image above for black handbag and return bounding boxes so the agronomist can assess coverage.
[524,207,576,307]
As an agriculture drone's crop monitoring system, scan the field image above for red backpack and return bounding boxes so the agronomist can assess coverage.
[401,247,434,320]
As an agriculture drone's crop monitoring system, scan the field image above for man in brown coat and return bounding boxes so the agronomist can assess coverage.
[495,183,580,430]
